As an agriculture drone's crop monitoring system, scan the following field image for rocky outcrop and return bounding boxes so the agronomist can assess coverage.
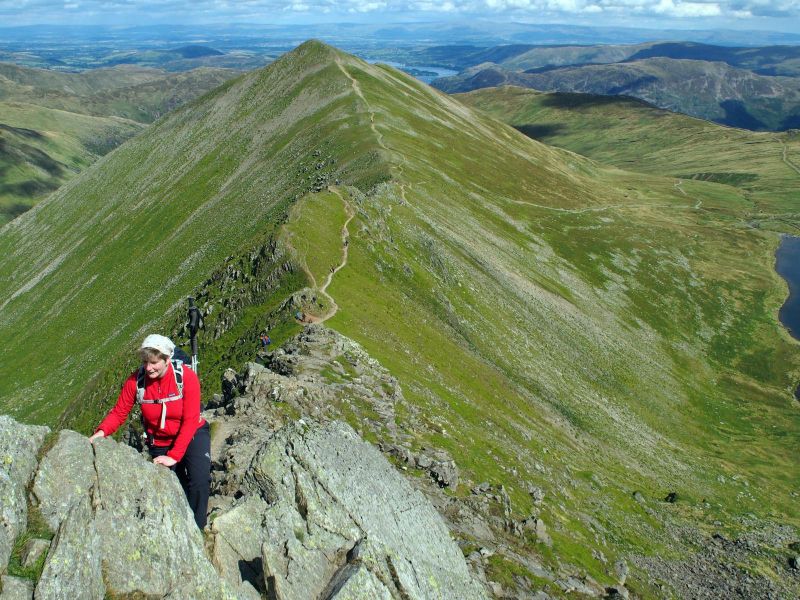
[0,416,49,575]
[1,394,486,598]
[29,429,233,599]
[208,420,487,599]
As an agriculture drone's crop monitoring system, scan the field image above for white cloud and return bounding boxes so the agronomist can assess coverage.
[0,0,796,27]
[654,0,722,16]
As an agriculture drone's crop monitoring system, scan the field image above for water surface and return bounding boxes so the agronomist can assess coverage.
[775,235,800,400]
[775,235,800,341]
[367,60,457,84]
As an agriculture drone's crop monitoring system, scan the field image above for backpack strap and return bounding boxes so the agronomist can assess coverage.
[137,359,185,430]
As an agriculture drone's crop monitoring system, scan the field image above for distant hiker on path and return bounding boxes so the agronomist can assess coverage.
[260,334,268,348]
[89,334,211,529]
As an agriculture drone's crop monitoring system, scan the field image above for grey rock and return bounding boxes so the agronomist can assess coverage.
[1,575,34,600]
[615,559,629,585]
[91,438,232,598]
[31,430,94,531]
[34,496,104,600]
[473,482,491,494]
[19,539,49,569]
[605,586,630,599]
[212,420,487,600]
[558,575,601,596]
[430,459,459,488]
[633,491,646,505]
[528,485,545,505]
[29,431,236,599]
[207,497,269,596]
[0,416,50,574]
[323,563,393,600]
[416,453,433,469]
[535,518,553,547]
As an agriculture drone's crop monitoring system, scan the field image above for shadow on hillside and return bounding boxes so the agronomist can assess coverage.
[539,93,642,109]
[780,113,800,131]
[514,123,567,141]
[718,100,767,131]
[0,124,45,140]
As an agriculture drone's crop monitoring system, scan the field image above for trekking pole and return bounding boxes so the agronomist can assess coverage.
[187,297,201,374]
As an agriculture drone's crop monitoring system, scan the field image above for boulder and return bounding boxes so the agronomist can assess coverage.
[211,420,487,599]
[430,459,459,488]
[34,496,104,600]
[1,575,34,600]
[91,437,232,598]
[29,431,235,599]
[19,539,49,570]
[30,430,94,531]
[0,416,50,574]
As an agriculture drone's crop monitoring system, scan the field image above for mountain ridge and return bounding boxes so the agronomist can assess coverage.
[433,56,800,131]
[2,40,799,597]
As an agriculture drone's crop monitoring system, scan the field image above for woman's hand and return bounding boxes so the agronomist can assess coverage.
[89,430,105,443]
[153,455,177,468]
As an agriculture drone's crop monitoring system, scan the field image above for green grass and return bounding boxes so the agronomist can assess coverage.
[3,42,800,595]
[6,504,54,582]
[458,86,800,221]
[0,64,237,223]
[282,187,349,311]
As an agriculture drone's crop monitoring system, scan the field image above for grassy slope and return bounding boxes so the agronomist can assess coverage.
[457,86,800,225]
[287,62,800,591]
[0,41,387,423]
[0,63,238,223]
[2,44,799,595]
[0,102,143,225]
[435,59,800,131]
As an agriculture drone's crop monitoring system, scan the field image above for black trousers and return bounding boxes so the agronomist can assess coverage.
[148,422,211,529]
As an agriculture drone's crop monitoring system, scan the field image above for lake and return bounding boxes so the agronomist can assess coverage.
[367,60,457,84]
[775,235,800,400]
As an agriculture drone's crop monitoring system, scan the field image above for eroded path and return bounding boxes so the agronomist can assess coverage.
[782,141,800,176]
[299,187,354,325]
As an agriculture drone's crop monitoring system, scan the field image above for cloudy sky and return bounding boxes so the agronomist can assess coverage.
[1,0,798,32]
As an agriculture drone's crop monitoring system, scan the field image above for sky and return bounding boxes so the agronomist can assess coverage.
[1,0,798,33]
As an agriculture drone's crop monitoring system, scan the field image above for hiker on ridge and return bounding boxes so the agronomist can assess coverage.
[89,334,210,529]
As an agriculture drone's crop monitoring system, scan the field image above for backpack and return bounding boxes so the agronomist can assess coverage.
[136,347,192,430]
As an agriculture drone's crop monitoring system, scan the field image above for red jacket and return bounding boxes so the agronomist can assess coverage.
[96,362,205,462]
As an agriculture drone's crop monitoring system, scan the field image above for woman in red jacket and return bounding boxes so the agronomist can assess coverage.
[89,334,210,529]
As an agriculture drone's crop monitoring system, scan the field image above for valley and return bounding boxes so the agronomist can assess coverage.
[1,41,799,598]
[0,63,239,223]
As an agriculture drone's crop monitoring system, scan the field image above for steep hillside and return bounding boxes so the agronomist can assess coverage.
[0,64,239,122]
[0,103,143,225]
[458,86,800,223]
[0,63,239,222]
[2,41,799,597]
[433,57,800,131]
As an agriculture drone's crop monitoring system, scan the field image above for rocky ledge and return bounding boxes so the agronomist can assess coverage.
[0,413,486,598]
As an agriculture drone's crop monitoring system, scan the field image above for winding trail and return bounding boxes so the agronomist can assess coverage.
[782,142,800,176]
[336,56,411,196]
[336,58,386,153]
[305,187,354,325]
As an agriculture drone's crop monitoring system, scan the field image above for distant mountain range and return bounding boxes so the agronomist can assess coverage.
[429,42,800,131]
[413,42,800,76]
[2,41,799,598]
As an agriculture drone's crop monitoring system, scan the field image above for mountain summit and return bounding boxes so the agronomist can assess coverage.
[2,41,798,597]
